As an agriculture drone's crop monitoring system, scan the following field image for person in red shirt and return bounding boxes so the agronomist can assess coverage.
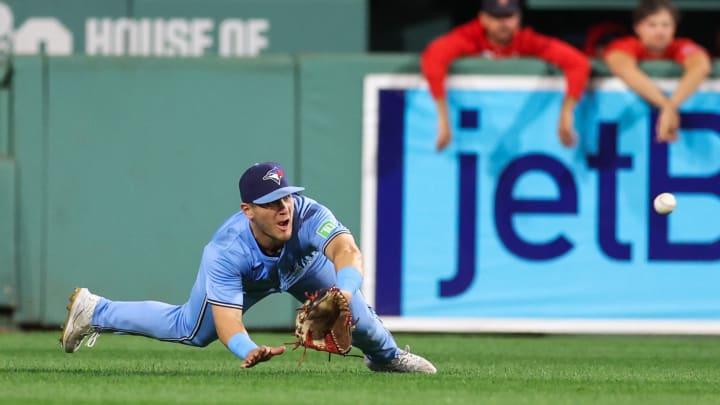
[604,0,711,143]
[421,0,590,151]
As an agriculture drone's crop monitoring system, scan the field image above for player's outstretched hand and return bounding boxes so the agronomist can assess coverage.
[240,345,286,369]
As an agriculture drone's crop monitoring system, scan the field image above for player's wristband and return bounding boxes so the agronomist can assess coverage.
[227,332,258,360]
[336,266,363,295]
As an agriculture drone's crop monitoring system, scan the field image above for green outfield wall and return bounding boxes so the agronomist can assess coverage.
[1,54,716,329]
[0,0,366,57]
[8,55,300,328]
[0,157,13,308]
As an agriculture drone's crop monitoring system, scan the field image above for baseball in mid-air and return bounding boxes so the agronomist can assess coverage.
[653,192,677,215]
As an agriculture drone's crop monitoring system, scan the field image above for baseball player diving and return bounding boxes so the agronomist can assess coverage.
[60,162,436,373]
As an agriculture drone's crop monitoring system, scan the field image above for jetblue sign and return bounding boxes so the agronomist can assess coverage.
[362,75,720,334]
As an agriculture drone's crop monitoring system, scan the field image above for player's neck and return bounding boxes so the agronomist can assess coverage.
[256,239,283,257]
[487,35,512,48]
[261,244,283,256]
[249,224,284,257]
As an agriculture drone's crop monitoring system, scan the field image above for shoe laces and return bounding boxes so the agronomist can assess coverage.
[394,345,412,366]
[86,332,99,348]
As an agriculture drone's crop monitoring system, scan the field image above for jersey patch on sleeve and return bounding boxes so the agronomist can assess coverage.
[680,43,702,56]
[316,220,337,238]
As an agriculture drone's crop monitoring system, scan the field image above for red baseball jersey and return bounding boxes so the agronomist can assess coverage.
[421,18,590,100]
[604,36,708,64]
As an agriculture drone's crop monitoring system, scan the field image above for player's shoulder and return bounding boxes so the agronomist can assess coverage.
[205,211,253,255]
[605,36,640,51]
[513,27,558,50]
[514,26,559,41]
[669,38,707,57]
[672,37,701,47]
[602,36,641,59]
[293,194,345,235]
[448,18,483,39]
[293,194,331,219]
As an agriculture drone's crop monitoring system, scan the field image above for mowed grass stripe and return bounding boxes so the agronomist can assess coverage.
[1,332,720,404]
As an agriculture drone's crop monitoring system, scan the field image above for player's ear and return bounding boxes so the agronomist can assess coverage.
[240,203,253,218]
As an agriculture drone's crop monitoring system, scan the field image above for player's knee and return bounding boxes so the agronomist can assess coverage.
[185,332,217,347]
[183,339,211,348]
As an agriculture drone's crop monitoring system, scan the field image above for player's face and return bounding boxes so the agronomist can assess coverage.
[480,12,520,46]
[635,8,676,53]
[242,194,295,253]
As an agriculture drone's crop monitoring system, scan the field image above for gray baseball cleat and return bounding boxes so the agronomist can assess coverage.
[365,346,437,374]
[60,287,100,353]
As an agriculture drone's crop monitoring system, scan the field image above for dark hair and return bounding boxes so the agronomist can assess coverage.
[633,0,680,25]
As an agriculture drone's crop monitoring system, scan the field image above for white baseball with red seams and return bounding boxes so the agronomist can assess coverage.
[653,192,677,215]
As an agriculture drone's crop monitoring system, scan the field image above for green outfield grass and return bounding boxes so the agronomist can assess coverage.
[2,331,720,404]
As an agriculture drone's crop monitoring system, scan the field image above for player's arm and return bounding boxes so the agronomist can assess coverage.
[655,51,711,143]
[204,250,283,368]
[558,95,579,147]
[604,50,670,109]
[604,49,683,142]
[421,22,481,152]
[669,51,711,109]
[323,232,363,302]
[530,32,590,147]
[212,304,285,368]
[420,50,452,152]
[432,98,452,151]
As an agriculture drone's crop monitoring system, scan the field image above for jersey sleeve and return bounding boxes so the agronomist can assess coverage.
[202,245,249,310]
[299,200,351,253]
[603,36,642,59]
[421,20,483,100]
[522,29,591,100]
[669,38,708,64]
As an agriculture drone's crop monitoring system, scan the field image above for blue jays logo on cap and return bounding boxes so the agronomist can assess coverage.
[239,162,305,204]
[262,167,283,185]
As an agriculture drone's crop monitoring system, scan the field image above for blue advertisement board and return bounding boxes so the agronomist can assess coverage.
[362,75,720,333]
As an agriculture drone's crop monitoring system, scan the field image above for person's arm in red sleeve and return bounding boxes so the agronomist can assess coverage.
[604,38,678,142]
[522,29,591,148]
[654,41,711,143]
[666,39,711,119]
[604,39,672,106]
[605,38,710,143]
[421,22,482,151]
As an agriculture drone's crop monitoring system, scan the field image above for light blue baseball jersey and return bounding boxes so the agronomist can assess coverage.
[92,193,399,362]
[203,194,350,310]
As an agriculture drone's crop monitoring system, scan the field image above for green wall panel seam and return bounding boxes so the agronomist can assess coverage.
[40,53,49,322]
[293,54,301,187]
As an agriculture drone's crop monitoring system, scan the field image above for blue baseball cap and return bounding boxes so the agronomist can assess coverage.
[239,162,305,204]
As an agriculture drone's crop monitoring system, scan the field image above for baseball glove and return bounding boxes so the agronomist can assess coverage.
[291,287,354,364]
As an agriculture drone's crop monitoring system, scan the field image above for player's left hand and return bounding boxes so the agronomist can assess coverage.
[240,345,286,369]
[291,287,354,362]
[558,110,577,147]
